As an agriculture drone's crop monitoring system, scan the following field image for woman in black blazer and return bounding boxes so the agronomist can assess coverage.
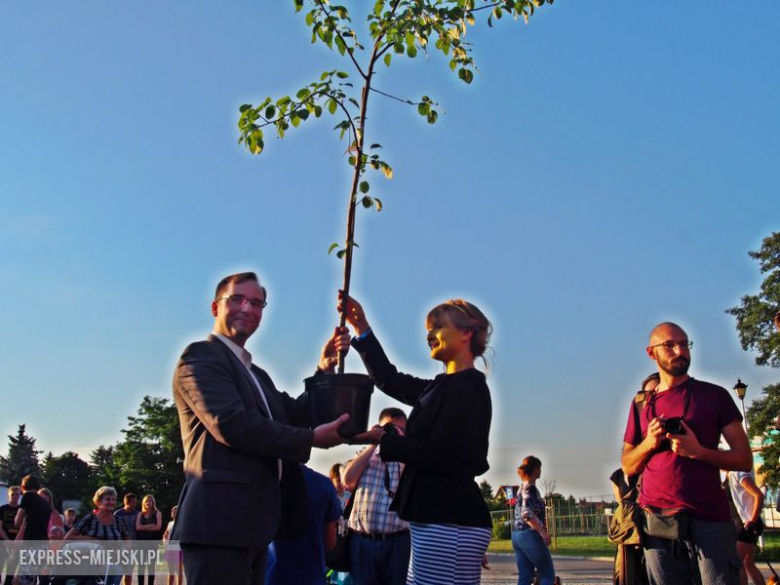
[337,293,493,585]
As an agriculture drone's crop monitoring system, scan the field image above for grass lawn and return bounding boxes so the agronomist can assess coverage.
[488,535,615,557]
[488,531,780,563]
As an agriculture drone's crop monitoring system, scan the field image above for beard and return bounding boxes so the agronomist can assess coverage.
[660,355,690,376]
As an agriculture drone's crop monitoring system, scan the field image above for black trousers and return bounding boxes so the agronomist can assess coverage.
[181,543,267,585]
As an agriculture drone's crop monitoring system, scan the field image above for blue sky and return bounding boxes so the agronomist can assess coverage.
[1,1,778,497]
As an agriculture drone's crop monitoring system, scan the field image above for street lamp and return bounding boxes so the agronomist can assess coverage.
[733,378,749,434]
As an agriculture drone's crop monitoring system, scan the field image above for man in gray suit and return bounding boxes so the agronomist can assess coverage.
[171,271,350,585]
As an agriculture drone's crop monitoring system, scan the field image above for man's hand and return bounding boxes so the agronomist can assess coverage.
[312,414,350,449]
[668,420,703,459]
[643,417,666,451]
[319,327,352,372]
[337,291,371,337]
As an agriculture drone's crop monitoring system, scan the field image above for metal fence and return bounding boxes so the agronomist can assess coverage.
[493,494,780,541]
[491,494,617,540]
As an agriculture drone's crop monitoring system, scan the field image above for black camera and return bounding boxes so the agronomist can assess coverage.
[382,422,400,436]
[660,417,685,435]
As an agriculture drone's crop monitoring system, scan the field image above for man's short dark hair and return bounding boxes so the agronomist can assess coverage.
[215,272,266,300]
[21,475,41,491]
[123,493,137,503]
[379,407,407,422]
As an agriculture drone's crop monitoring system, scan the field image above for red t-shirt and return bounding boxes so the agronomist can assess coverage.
[623,378,742,521]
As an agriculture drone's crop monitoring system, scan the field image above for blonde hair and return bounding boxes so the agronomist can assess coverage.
[426,300,493,359]
[93,486,117,507]
[38,487,54,505]
[141,494,158,515]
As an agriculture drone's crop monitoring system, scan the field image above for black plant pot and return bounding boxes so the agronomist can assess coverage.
[304,373,374,438]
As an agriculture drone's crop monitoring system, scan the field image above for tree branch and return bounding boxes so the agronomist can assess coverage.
[369,86,415,106]
[370,0,403,66]
[323,92,359,146]
[315,0,367,79]
[470,1,504,13]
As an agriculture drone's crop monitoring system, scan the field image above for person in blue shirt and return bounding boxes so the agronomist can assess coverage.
[266,466,341,585]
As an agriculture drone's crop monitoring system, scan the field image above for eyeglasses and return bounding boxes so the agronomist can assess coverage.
[216,294,268,310]
[649,340,693,352]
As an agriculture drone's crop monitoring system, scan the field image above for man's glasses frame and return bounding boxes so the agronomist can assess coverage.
[649,340,693,352]
[216,294,268,310]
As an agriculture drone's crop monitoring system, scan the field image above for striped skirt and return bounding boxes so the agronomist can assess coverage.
[407,522,492,585]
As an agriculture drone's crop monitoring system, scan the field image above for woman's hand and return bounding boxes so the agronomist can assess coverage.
[349,424,385,445]
[539,527,551,546]
[337,291,371,336]
[319,327,352,372]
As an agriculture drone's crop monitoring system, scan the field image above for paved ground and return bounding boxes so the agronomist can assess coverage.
[482,554,613,584]
[483,553,780,584]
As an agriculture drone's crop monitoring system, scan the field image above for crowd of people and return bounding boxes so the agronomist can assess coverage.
[0,480,181,585]
[3,272,778,585]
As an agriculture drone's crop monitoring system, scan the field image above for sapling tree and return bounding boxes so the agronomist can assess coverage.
[238,0,552,371]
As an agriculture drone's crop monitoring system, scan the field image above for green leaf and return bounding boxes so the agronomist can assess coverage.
[427,110,438,124]
[359,181,370,193]
[384,53,392,67]
[370,143,381,149]
[417,102,431,116]
[239,104,252,113]
[336,71,349,79]
[294,0,304,13]
[348,156,356,166]
[328,242,339,255]
[458,68,474,84]
[296,88,311,100]
[336,249,346,259]
[327,99,338,114]
[380,163,393,179]
[374,197,383,212]
[265,105,276,119]
[314,105,323,118]
[407,45,418,58]
[291,114,301,128]
[335,35,346,56]
[361,196,373,208]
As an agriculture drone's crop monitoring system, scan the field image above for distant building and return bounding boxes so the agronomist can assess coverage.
[494,485,520,506]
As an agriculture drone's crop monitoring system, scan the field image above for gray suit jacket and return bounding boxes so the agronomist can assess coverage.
[170,335,314,548]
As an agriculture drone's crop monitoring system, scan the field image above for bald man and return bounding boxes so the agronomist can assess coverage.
[621,322,752,585]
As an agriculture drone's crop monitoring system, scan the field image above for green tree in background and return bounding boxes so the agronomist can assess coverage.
[238,0,552,370]
[102,397,183,511]
[727,231,780,487]
[0,424,41,485]
[40,451,92,510]
[83,397,183,512]
[479,479,494,502]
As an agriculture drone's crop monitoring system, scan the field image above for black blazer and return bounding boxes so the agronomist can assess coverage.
[352,331,492,528]
[171,335,313,548]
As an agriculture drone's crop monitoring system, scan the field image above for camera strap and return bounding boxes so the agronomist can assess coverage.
[646,377,694,423]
